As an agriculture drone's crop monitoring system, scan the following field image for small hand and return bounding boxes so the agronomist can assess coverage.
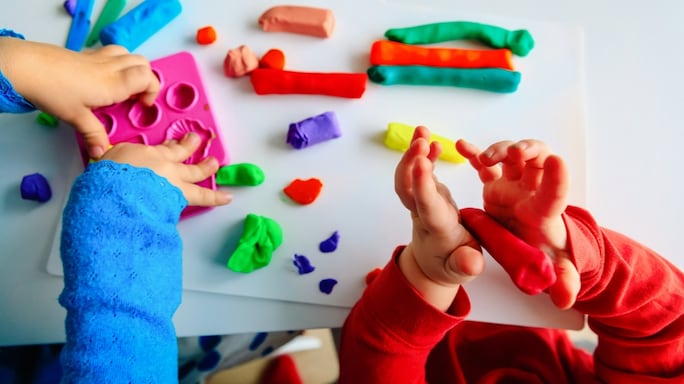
[0,38,160,158]
[395,126,483,311]
[456,138,579,309]
[102,133,232,207]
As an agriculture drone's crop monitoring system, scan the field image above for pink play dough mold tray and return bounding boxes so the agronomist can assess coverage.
[82,51,229,219]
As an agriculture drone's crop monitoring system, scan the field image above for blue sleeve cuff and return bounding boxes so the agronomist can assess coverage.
[0,29,37,113]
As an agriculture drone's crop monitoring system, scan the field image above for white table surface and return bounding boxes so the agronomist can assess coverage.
[2,0,683,346]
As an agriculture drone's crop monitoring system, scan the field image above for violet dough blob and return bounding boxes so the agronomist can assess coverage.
[287,111,341,149]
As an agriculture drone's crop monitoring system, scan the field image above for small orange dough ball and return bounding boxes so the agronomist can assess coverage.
[259,48,286,70]
[196,26,217,45]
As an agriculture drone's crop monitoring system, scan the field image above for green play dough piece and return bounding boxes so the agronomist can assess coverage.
[216,163,265,186]
[385,21,535,57]
[227,213,283,273]
[367,65,521,93]
[36,111,59,127]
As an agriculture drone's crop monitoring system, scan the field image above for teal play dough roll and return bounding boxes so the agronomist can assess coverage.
[385,21,535,57]
[367,65,521,93]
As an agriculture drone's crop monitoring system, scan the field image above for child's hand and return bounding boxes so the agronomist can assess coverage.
[101,133,232,207]
[456,139,580,309]
[395,126,484,311]
[0,37,160,158]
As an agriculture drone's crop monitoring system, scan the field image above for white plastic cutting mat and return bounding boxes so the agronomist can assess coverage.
[48,0,587,329]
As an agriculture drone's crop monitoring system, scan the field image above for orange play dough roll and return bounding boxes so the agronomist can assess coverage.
[258,5,335,38]
[370,40,514,70]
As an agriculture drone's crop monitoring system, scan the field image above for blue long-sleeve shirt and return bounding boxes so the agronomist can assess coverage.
[2,29,186,381]
[0,29,36,113]
[58,160,187,383]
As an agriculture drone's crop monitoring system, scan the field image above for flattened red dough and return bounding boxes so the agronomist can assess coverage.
[284,178,323,205]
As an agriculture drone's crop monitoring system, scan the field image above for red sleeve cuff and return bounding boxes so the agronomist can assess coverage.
[356,246,470,348]
[563,206,603,288]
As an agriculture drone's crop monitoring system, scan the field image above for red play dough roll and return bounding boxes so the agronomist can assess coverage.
[250,68,367,98]
[459,207,557,295]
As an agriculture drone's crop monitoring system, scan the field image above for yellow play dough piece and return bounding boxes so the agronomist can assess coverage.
[384,122,466,163]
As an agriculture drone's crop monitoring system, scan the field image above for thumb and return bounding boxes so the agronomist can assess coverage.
[70,110,111,159]
[548,256,580,310]
[446,245,485,285]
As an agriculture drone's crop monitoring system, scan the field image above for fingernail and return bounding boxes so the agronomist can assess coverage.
[219,192,233,204]
[185,132,198,141]
[89,145,105,159]
[482,149,494,158]
[514,142,528,150]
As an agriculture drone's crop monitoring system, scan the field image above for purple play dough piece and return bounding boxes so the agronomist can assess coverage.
[319,278,338,295]
[63,0,77,16]
[293,254,315,275]
[287,111,341,149]
[319,231,340,253]
[20,173,52,202]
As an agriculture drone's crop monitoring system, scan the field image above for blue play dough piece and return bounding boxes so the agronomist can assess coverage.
[261,346,275,356]
[196,350,220,372]
[293,254,315,274]
[99,0,182,51]
[20,173,52,202]
[65,0,94,51]
[319,278,338,295]
[319,231,340,253]
[178,360,196,380]
[249,332,268,351]
[199,335,222,352]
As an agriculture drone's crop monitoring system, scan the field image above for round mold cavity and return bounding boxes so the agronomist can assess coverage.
[95,111,116,135]
[128,102,162,129]
[127,134,148,145]
[165,82,199,111]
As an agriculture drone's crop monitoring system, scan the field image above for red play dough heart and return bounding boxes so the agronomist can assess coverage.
[283,178,323,205]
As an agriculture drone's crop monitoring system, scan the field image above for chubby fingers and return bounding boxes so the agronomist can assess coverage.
[446,242,485,284]
[163,134,232,207]
[456,139,501,183]
[181,179,232,207]
[395,126,431,211]
[458,139,554,188]
[530,154,569,218]
[412,156,448,232]
[118,64,160,106]
[71,110,111,159]
[162,132,203,161]
[548,256,580,310]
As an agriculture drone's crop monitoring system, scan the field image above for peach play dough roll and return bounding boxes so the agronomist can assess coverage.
[370,40,514,70]
[384,122,466,163]
[258,5,335,38]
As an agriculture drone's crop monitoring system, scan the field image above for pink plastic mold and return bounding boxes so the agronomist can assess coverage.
[82,51,229,219]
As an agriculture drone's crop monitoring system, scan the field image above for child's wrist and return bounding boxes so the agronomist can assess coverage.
[0,35,37,113]
[397,245,460,312]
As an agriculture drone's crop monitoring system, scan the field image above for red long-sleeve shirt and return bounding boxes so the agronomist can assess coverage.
[339,206,684,383]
